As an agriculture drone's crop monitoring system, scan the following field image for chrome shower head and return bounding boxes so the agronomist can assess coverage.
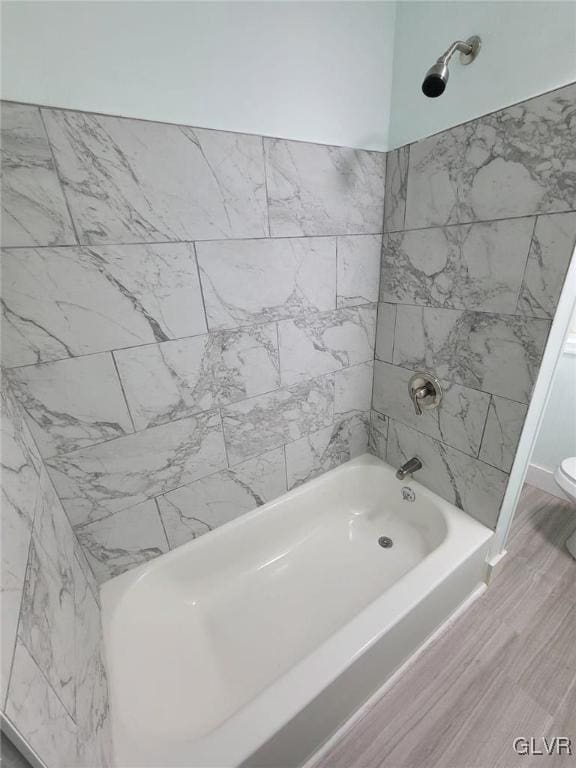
[421,35,481,98]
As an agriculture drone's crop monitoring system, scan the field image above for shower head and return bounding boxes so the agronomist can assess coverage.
[421,36,481,98]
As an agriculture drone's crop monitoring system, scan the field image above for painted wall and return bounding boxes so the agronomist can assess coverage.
[1,0,396,151]
[370,83,576,530]
[1,386,112,767]
[389,1,576,148]
[1,100,385,582]
[531,343,576,473]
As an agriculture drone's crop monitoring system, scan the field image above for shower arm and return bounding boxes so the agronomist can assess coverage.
[436,40,474,65]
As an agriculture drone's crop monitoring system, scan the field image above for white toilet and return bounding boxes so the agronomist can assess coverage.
[554,457,576,559]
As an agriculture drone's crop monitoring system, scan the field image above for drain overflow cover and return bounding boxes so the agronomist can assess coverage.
[378,536,393,548]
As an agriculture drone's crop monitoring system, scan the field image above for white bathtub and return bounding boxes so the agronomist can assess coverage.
[101,454,493,768]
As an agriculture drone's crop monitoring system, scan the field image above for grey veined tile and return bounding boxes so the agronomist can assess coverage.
[222,375,335,465]
[5,354,134,458]
[479,396,528,473]
[41,108,268,244]
[516,212,576,319]
[1,391,41,704]
[285,413,370,489]
[76,500,169,583]
[1,243,206,368]
[73,560,112,767]
[405,83,576,228]
[278,305,376,386]
[334,361,374,417]
[46,410,227,527]
[20,535,75,717]
[381,218,534,313]
[387,420,508,529]
[375,302,396,363]
[368,410,388,461]
[393,306,550,403]
[1,103,75,247]
[336,234,381,307]
[373,360,490,458]
[383,145,409,233]
[6,640,77,768]
[115,325,279,431]
[264,138,386,237]
[157,447,287,549]
[196,236,336,330]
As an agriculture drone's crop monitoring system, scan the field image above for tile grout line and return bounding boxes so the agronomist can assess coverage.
[513,215,539,315]
[110,351,137,435]
[154,497,172,552]
[3,303,378,372]
[37,107,81,248]
[191,241,211,334]
[261,136,272,238]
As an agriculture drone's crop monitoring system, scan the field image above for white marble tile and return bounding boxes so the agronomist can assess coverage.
[6,354,134,458]
[222,375,335,465]
[479,396,528,473]
[46,410,227,527]
[1,481,33,708]
[42,108,268,244]
[334,361,373,417]
[264,138,386,237]
[1,242,206,368]
[368,410,388,461]
[285,413,370,489]
[387,420,509,529]
[516,212,576,319]
[278,305,376,385]
[19,535,76,716]
[375,302,396,363]
[381,219,534,313]
[115,325,279,431]
[74,541,100,608]
[74,560,112,767]
[336,235,381,307]
[372,360,490,458]
[6,640,77,768]
[393,306,550,403]
[197,236,336,330]
[34,467,76,579]
[1,392,40,704]
[1,103,75,247]
[405,83,576,228]
[383,145,409,233]
[76,500,169,583]
[157,448,287,549]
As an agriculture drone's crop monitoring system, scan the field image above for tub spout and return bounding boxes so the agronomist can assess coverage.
[396,457,422,480]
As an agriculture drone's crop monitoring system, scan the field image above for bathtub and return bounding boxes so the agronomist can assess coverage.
[101,454,493,768]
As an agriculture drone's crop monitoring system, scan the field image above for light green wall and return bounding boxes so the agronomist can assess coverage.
[389,1,576,148]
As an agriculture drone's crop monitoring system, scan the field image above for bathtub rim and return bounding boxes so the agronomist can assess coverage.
[101,453,493,768]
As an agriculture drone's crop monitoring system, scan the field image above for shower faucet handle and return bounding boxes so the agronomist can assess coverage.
[408,373,443,416]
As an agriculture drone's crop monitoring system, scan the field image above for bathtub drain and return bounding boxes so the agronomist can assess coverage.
[378,536,393,549]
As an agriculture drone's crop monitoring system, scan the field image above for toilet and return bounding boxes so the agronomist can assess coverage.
[554,457,576,559]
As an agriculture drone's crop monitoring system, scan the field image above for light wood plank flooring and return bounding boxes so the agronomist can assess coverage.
[314,485,576,768]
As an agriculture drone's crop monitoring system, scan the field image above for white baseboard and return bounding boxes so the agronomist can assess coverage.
[525,463,570,501]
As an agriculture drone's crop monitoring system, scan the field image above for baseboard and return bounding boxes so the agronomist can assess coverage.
[525,463,570,501]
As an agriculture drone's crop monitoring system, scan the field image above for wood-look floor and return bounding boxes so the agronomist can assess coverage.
[314,485,576,768]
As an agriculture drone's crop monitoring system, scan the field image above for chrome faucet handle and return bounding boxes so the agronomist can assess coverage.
[410,384,428,415]
[408,373,443,417]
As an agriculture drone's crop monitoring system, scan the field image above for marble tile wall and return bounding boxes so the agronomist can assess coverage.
[2,100,385,583]
[1,386,112,767]
[372,83,576,529]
